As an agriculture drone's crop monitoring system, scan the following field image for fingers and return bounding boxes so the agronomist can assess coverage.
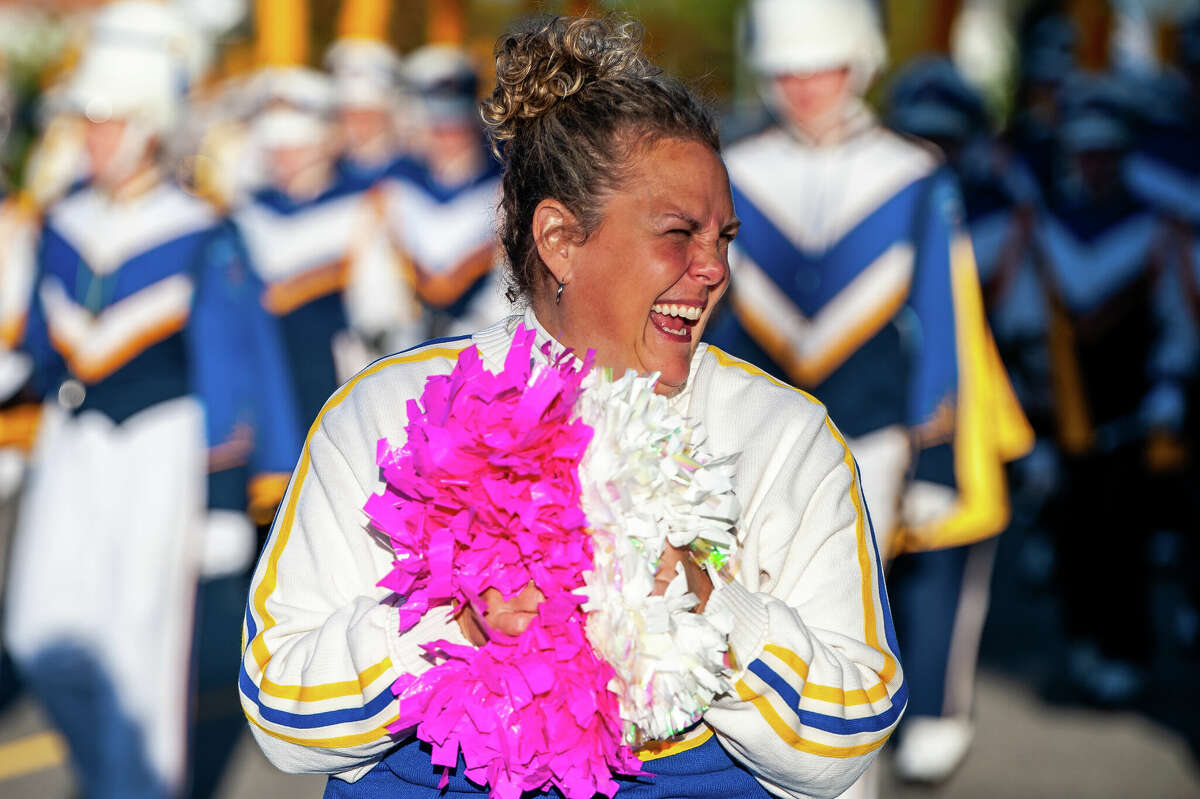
[479,582,546,638]
[652,544,714,611]
[455,604,489,647]
[651,545,687,596]
[485,609,539,637]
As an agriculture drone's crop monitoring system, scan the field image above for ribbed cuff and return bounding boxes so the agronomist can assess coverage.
[704,579,768,670]
[385,603,470,678]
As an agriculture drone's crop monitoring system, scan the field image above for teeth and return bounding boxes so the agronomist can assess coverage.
[652,303,702,321]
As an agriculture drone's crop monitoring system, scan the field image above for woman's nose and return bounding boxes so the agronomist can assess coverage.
[690,246,729,286]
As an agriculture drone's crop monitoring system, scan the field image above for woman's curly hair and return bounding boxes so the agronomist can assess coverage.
[480,14,720,302]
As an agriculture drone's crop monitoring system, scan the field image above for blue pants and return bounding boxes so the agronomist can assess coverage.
[19,643,167,799]
[324,733,772,798]
[888,539,997,719]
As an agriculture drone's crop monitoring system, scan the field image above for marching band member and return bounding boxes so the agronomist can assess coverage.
[1125,11,1200,650]
[2,4,300,795]
[887,58,1048,425]
[380,45,509,341]
[325,21,422,360]
[709,0,1030,790]
[1034,73,1192,706]
[327,37,404,188]
[1008,11,1078,199]
[229,66,379,434]
[1126,12,1200,227]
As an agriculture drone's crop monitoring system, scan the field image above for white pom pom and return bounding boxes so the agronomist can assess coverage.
[575,369,741,744]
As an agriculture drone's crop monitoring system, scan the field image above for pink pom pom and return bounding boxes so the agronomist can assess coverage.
[365,326,640,798]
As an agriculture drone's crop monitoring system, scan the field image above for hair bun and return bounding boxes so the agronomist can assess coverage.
[482,15,656,153]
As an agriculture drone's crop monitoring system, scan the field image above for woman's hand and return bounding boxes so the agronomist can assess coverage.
[455,581,546,646]
[457,548,713,646]
[653,544,713,612]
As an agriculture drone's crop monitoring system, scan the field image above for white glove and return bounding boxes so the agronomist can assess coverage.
[201,509,256,578]
[0,351,31,404]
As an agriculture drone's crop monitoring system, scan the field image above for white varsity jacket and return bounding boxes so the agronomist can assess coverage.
[240,308,906,799]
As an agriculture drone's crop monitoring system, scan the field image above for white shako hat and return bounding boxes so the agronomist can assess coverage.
[251,66,335,149]
[402,44,479,123]
[747,0,887,91]
[325,38,401,109]
[64,0,200,134]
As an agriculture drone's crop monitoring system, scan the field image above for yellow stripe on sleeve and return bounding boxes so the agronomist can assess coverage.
[763,644,890,707]
[635,726,714,761]
[734,681,892,759]
[246,712,400,749]
[706,348,900,696]
[257,658,395,703]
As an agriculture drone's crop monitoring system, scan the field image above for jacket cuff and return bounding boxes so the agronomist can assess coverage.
[705,579,768,670]
[385,603,470,679]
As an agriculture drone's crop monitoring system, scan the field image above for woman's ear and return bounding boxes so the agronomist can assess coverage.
[532,198,579,286]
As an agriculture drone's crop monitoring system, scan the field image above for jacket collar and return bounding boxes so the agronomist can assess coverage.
[472,306,701,411]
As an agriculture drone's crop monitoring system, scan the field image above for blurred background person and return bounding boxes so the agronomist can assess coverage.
[326,0,424,360]
[1007,7,1078,198]
[885,54,1064,611]
[887,56,1048,431]
[708,0,1032,792]
[1,3,299,797]
[326,40,402,187]
[0,70,37,520]
[1032,70,1193,706]
[229,53,375,437]
[1127,11,1200,226]
[379,43,508,341]
[1118,7,1200,661]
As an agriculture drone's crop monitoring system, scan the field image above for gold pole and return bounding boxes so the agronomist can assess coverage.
[255,0,310,66]
[337,0,391,41]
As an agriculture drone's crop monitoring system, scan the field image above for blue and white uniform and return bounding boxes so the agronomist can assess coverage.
[241,309,906,798]
[332,159,424,361]
[1035,181,1181,453]
[233,174,381,435]
[380,153,509,340]
[1033,165,1188,672]
[711,111,1029,559]
[707,113,1030,786]
[880,54,1049,779]
[4,177,301,796]
[960,150,1049,413]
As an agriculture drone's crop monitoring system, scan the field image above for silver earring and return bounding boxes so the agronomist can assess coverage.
[556,281,564,304]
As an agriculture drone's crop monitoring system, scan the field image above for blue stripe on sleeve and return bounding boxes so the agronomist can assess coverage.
[746,659,909,736]
[239,603,396,731]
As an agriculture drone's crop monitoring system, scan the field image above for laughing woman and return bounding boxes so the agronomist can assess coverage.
[240,15,905,799]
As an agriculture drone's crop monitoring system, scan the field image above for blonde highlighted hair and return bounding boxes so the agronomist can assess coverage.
[481,15,720,302]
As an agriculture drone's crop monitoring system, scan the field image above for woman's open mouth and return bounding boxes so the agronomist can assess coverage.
[650,302,703,341]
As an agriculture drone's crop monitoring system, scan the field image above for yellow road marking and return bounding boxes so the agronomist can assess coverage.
[0,731,66,781]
